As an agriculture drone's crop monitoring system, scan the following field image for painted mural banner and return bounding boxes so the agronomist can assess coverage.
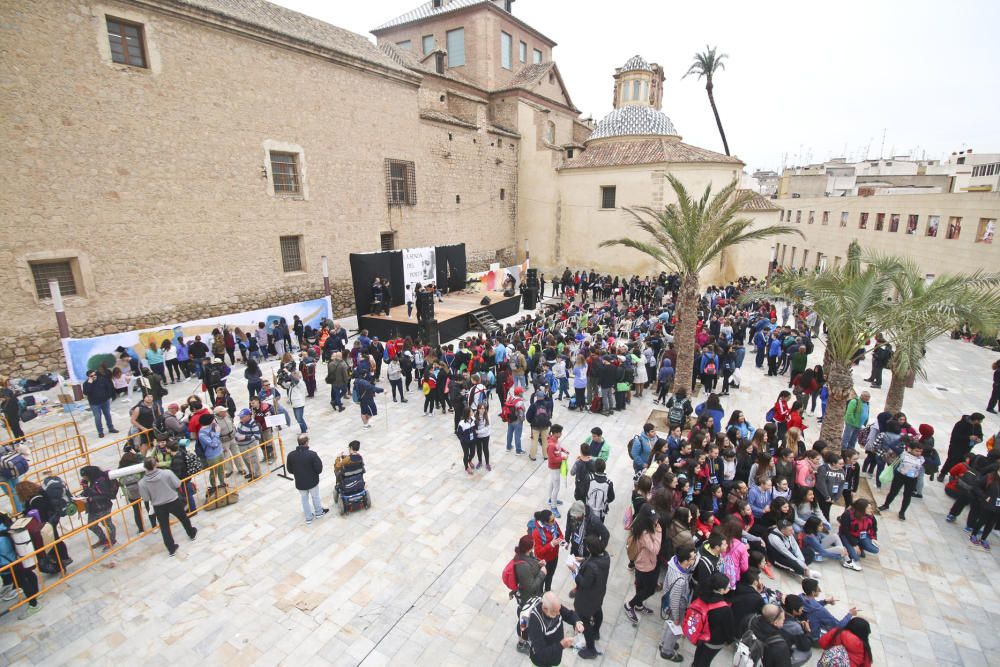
[467,261,528,292]
[62,298,331,382]
[402,246,436,286]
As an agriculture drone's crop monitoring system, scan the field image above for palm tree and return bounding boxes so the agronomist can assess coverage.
[600,175,801,392]
[759,242,894,448]
[870,256,1000,413]
[684,46,731,156]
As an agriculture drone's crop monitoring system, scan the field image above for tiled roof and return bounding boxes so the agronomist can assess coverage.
[620,55,652,72]
[739,190,782,212]
[175,0,409,74]
[589,105,679,140]
[419,110,478,129]
[379,42,479,86]
[560,138,743,169]
[374,0,491,31]
[506,62,553,88]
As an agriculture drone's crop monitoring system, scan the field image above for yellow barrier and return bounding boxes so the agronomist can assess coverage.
[0,434,286,613]
[0,420,81,453]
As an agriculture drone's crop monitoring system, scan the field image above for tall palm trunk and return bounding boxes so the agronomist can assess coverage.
[673,274,700,391]
[820,358,854,450]
[705,81,730,156]
[883,363,908,414]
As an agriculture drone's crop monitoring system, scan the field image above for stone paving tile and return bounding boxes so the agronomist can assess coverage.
[2,309,1000,666]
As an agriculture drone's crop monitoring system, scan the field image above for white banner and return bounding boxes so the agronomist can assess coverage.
[402,247,437,287]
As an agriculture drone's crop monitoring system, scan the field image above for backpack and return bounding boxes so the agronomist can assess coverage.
[95,473,119,500]
[574,463,594,501]
[682,598,729,644]
[586,475,611,520]
[205,364,223,386]
[622,504,634,530]
[732,616,786,667]
[723,358,735,374]
[42,475,75,518]
[623,365,635,383]
[668,399,687,426]
[0,449,29,477]
[501,557,524,592]
[352,385,361,404]
[703,358,717,375]
[626,532,640,561]
[183,448,203,477]
[816,644,851,667]
[957,468,979,495]
[532,404,550,427]
[500,398,519,423]
[765,407,775,423]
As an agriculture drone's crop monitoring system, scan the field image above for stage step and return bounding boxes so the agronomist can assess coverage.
[469,309,502,336]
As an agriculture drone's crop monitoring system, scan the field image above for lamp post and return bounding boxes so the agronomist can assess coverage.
[321,255,333,324]
[49,279,83,400]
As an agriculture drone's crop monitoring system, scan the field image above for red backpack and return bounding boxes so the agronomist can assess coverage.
[682,598,729,644]
[500,398,519,423]
[501,557,524,591]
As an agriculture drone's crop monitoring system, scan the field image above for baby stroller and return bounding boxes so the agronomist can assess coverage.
[333,453,370,515]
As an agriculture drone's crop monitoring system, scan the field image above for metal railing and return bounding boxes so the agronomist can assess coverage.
[1,434,286,614]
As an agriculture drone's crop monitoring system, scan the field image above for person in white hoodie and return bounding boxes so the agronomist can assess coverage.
[137,458,197,556]
[283,371,308,433]
[658,544,696,663]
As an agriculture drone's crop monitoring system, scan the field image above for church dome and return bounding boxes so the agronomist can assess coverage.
[619,54,653,73]
[588,105,679,141]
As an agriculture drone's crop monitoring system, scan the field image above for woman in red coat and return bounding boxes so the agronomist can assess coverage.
[530,509,564,592]
[819,617,873,667]
[786,401,808,436]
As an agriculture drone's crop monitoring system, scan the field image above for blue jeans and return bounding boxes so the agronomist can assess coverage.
[181,481,197,511]
[557,378,569,400]
[506,421,523,453]
[513,375,527,390]
[841,535,879,562]
[841,424,861,450]
[293,406,307,433]
[300,485,323,522]
[277,404,291,426]
[331,385,346,409]
[91,399,115,436]
[804,534,842,560]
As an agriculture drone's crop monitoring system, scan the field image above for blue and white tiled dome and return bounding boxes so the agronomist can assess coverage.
[588,105,679,141]
[619,54,653,73]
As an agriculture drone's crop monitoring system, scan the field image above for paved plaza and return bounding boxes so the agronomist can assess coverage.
[0,309,998,667]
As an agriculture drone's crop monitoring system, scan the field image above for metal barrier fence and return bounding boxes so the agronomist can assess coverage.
[0,434,287,615]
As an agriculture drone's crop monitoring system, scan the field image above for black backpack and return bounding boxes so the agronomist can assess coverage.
[667,398,687,426]
[205,365,223,386]
[574,461,595,501]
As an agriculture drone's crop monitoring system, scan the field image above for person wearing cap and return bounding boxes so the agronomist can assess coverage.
[213,405,244,479]
[286,434,327,524]
[260,379,292,427]
[505,386,527,455]
[799,578,858,641]
[766,519,816,578]
[197,412,225,489]
[234,408,262,480]
[82,366,118,438]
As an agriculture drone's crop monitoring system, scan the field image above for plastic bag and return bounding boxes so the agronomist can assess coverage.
[878,458,898,486]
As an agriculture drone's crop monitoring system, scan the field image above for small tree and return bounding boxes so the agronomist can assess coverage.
[684,46,731,156]
[601,176,800,391]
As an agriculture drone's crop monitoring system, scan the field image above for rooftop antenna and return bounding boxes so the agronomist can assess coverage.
[879,128,886,159]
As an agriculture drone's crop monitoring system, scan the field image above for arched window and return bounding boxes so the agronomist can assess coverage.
[545,120,555,143]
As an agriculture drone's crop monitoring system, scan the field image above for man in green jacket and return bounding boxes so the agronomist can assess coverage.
[841,391,871,450]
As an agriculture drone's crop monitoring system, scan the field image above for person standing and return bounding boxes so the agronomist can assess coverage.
[623,504,662,624]
[530,509,564,592]
[526,388,553,462]
[505,386,526,455]
[82,367,119,438]
[137,457,197,556]
[865,336,892,388]
[526,591,584,667]
[286,434,327,524]
[510,534,546,653]
[570,534,611,660]
[283,370,308,433]
[545,425,569,517]
[878,438,925,520]
[325,352,350,413]
[988,359,1000,414]
[354,375,384,430]
[690,572,736,667]
[938,413,986,482]
[197,412,226,490]
[144,344,166,383]
[841,392,870,450]
[234,408,262,481]
[474,402,491,471]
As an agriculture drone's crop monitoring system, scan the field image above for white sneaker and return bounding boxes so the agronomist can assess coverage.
[842,559,862,572]
[2,587,19,601]
[805,570,821,580]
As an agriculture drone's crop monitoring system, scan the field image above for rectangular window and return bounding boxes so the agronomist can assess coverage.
[808,210,815,225]
[795,210,801,223]
[632,80,641,100]
[279,236,303,273]
[875,213,885,231]
[905,214,918,234]
[269,152,301,195]
[926,215,940,237]
[446,28,465,67]
[533,48,542,64]
[821,211,829,225]
[889,213,900,233]
[840,211,848,227]
[946,216,962,240]
[519,41,527,63]
[500,188,506,201]
[859,212,868,229]
[977,218,995,243]
[434,52,445,74]
[106,17,147,68]
[385,159,417,205]
[396,40,412,50]
[422,35,434,54]
[600,186,616,209]
[380,232,396,251]
[30,260,77,299]
[501,32,512,70]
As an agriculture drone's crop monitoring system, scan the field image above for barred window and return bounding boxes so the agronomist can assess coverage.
[600,186,616,209]
[280,236,303,272]
[30,260,77,299]
[106,17,147,68]
[386,159,416,205]
[269,152,301,195]
[380,232,396,251]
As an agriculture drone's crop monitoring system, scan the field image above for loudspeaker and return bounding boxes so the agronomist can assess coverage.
[526,268,538,282]
[522,287,538,310]
[525,267,539,291]
[416,291,435,323]
[480,296,491,306]
[422,318,440,346]
[503,288,515,297]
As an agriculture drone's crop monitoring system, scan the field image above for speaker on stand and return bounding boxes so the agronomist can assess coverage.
[416,291,435,324]
[423,319,440,346]
[522,287,538,310]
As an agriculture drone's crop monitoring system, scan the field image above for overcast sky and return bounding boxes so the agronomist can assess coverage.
[272,0,1000,173]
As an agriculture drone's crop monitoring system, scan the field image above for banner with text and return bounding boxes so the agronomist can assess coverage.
[402,247,437,288]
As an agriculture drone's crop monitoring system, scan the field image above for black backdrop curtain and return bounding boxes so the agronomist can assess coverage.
[436,243,467,292]
[350,244,467,317]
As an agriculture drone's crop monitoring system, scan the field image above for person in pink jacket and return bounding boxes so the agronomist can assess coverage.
[795,450,822,491]
[623,504,663,623]
[720,518,750,589]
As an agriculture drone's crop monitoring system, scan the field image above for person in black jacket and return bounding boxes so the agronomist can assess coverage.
[286,434,327,524]
[987,359,1000,414]
[571,534,611,659]
[82,367,119,438]
[968,468,1000,550]
[527,591,584,667]
[693,572,736,667]
[726,568,765,632]
[749,605,794,667]
[938,413,985,482]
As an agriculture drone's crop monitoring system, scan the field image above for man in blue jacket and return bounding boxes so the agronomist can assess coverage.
[767,334,783,377]
[82,368,119,438]
[630,423,657,473]
[799,578,857,640]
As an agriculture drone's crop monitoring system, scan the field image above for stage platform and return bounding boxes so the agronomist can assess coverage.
[357,290,521,343]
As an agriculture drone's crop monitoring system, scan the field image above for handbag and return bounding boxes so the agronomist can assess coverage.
[878,457,899,486]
